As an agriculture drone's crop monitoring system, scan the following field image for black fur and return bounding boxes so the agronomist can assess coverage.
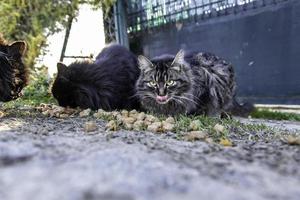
[0,39,28,102]
[51,44,140,110]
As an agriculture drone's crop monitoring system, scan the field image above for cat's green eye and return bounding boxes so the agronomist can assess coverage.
[147,81,157,87]
[166,80,176,86]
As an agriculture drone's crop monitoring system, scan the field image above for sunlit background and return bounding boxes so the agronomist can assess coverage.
[38,4,105,76]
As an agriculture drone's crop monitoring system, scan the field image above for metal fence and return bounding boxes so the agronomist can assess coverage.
[127,0,288,34]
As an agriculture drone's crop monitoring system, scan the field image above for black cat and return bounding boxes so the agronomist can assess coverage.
[51,44,140,110]
[0,35,28,102]
[136,50,253,116]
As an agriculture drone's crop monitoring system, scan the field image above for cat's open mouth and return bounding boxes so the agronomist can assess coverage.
[155,95,170,104]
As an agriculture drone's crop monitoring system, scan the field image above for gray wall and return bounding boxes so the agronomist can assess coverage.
[129,0,300,104]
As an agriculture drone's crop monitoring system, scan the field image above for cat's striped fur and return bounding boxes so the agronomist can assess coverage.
[136,50,251,116]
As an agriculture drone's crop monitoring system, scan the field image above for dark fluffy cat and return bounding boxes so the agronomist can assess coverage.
[0,35,28,102]
[51,44,140,110]
[136,50,252,116]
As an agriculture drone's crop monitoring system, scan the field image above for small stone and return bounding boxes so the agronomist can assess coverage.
[84,121,97,132]
[189,120,202,131]
[79,109,91,117]
[122,117,136,124]
[105,120,117,131]
[219,138,233,147]
[214,124,225,133]
[165,117,175,124]
[185,131,207,141]
[147,122,162,133]
[162,121,174,132]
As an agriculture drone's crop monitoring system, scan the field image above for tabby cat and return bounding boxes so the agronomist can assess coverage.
[0,35,28,102]
[51,44,140,110]
[136,50,251,116]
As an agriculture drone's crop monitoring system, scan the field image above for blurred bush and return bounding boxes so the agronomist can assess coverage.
[0,0,116,70]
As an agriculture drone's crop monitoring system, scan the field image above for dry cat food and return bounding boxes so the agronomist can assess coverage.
[36,104,234,145]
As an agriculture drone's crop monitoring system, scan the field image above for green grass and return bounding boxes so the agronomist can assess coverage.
[250,108,300,122]
[171,114,273,142]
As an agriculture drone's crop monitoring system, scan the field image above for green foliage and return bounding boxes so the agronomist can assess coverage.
[22,67,55,105]
[251,108,300,122]
[0,0,115,69]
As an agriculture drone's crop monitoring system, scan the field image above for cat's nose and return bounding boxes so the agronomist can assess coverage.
[158,87,166,96]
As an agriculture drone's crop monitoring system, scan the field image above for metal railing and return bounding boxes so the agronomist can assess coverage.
[127,0,289,33]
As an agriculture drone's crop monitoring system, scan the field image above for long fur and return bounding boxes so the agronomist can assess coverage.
[51,44,140,110]
[0,35,28,102]
[136,50,250,116]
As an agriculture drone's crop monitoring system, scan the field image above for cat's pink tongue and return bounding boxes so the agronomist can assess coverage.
[156,95,168,102]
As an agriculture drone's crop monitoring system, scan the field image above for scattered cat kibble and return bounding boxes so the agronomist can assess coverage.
[219,138,233,147]
[145,114,157,122]
[136,112,146,120]
[162,121,174,131]
[52,105,65,113]
[105,120,118,131]
[214,123,225,133]
[59,114,69,118]
[189,120,202,131]
[185,131,207,141]
[122,117,136,124]
[121,110,129,117]
[124,123,133,130]
[133,120,144,131]
[129,109,138,116]
[147,122,162,133]
[79,109,91,117]
[286,135,300,145]
[165,117,175,124]
[0,111,5,118]
[84,121,97,132]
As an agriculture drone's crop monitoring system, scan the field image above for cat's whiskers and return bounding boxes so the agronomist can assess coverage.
[171,96,185,106]
[175,95,198,105]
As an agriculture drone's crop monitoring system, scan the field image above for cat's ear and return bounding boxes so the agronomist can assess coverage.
[57,62,68,74]
[138,55,153,71]
[8,41,27,56]
[171,50,185,71]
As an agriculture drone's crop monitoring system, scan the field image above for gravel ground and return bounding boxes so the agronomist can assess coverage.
[0,112,300,200]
